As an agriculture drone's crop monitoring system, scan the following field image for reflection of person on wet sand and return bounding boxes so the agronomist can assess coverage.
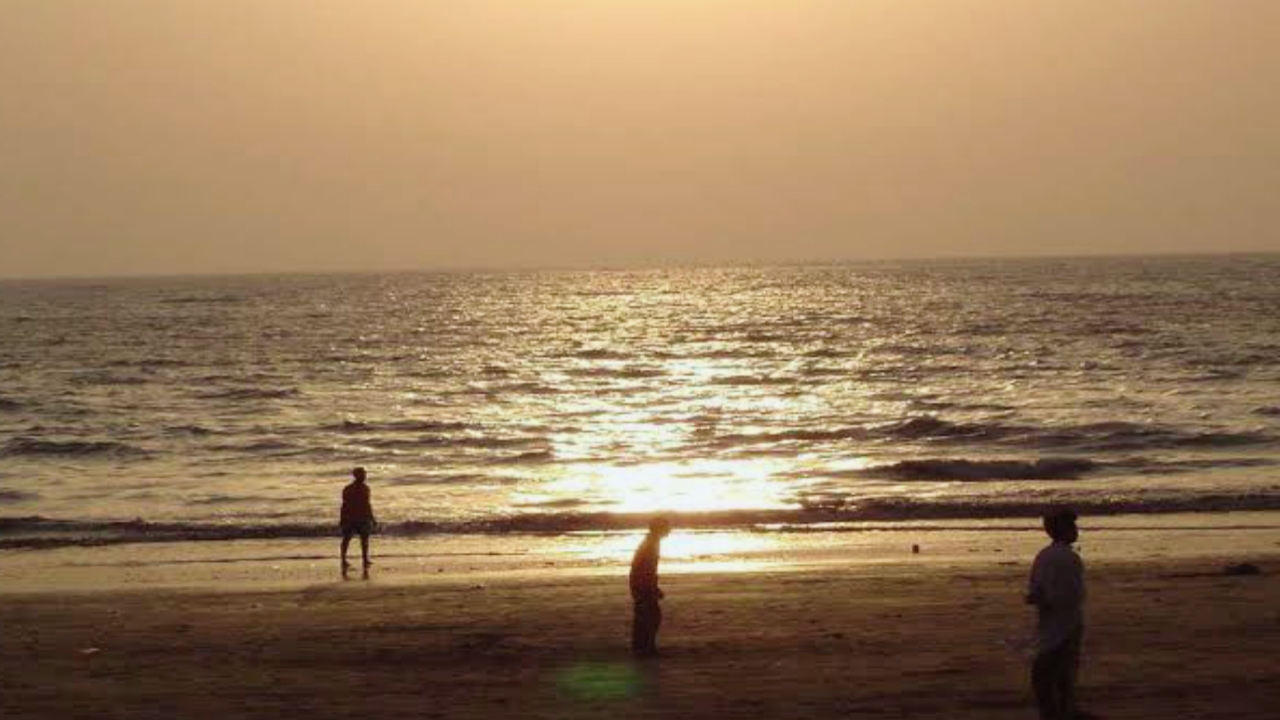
[340,467,376,571]
[630,516,671,656]
[1026,509,1087,720]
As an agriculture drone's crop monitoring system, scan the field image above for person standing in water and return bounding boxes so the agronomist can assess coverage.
[1026,509,1086,720]
[630,515,671,656]
[340,466,376,570]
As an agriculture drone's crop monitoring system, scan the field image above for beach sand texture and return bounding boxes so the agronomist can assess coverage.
[3,555,1277,719]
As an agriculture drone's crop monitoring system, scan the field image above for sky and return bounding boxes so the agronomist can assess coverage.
[1,0,1278,278]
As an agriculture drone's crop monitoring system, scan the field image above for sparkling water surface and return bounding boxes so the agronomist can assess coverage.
[2,255,1278,539]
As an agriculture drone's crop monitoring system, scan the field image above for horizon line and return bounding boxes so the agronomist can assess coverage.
[1,248,1277,283]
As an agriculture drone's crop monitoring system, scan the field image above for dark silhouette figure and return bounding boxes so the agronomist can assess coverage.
[340,466,376,571]
[1026,509,1086,720]
[630,516,671,656]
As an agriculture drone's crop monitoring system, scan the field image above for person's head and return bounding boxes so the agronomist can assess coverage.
[648,515,672,538]
[1043,509,1078,544]
[352,466,367,483]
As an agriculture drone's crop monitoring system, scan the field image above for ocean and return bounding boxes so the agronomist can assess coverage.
[2,255,1278,548]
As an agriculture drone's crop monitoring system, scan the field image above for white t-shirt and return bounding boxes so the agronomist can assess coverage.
[1028,541,1085,653]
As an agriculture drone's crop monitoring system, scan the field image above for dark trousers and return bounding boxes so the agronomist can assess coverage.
[632,597,662,655]
[1033,626,1083,720]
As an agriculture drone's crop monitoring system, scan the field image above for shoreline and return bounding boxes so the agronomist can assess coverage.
[3,510,1277,595]
[6,489,1280,546]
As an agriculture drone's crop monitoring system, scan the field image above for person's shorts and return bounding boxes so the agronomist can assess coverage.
[340,520,373,536]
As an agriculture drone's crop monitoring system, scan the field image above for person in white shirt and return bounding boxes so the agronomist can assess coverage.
[1026,509,1086,720]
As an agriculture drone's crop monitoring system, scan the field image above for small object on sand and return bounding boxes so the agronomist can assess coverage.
[1224,562,1262,576]
[911,544,920,554]
[78,647,101,656]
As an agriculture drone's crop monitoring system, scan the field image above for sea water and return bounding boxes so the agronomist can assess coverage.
[2,255,1278,546]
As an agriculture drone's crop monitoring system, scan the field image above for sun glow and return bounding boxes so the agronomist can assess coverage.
[563,529,783,572]
[520,458,795,515]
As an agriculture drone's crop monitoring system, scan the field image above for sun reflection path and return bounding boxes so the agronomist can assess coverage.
[562,530,785,574]
[520,458,798,515]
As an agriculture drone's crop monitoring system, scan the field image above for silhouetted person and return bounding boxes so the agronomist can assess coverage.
[1026,509,1086,720]
[340,466,376,571]
[630,516,671,656]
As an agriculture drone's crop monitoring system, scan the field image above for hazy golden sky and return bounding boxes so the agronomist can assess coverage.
[2,1,1277,277]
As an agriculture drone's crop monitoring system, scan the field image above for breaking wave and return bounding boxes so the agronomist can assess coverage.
[4,491,1280,549]
[321,419,472,434]
[564,366,668,379]
[860,458,1097,481]
[568,348,630,360]
[711,416,1275,452]
[0,489,37,503]
[163,424,218,436]
[1,438,150,459]
[196,387,301,401]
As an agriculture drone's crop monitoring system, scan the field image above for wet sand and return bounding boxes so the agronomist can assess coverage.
[2,550,1278,719]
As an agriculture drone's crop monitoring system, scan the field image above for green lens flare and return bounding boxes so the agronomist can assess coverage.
[556,662,643,702]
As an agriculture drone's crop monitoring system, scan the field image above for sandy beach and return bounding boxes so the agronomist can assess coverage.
[2,517,1278,719]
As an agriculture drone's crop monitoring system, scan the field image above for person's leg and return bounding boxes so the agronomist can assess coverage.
[632,598,660,655]
[631,602,645,654]
[1058,629,1082,719]
[340,528,353,566]
[359,530,371,567]
[1033,643,1066,720]
[651,599,662,651]
[631,601,648,654]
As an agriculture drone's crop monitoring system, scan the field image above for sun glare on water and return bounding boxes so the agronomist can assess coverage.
[521,458,796,515]
[563,529,784,572]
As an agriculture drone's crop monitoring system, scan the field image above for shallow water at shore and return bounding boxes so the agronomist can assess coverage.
[3,511,1276,595]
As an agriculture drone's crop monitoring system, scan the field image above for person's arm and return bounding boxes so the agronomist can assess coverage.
[655,545,664,599]
[1025,583,1042,606]
[1026,554,1047,606]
